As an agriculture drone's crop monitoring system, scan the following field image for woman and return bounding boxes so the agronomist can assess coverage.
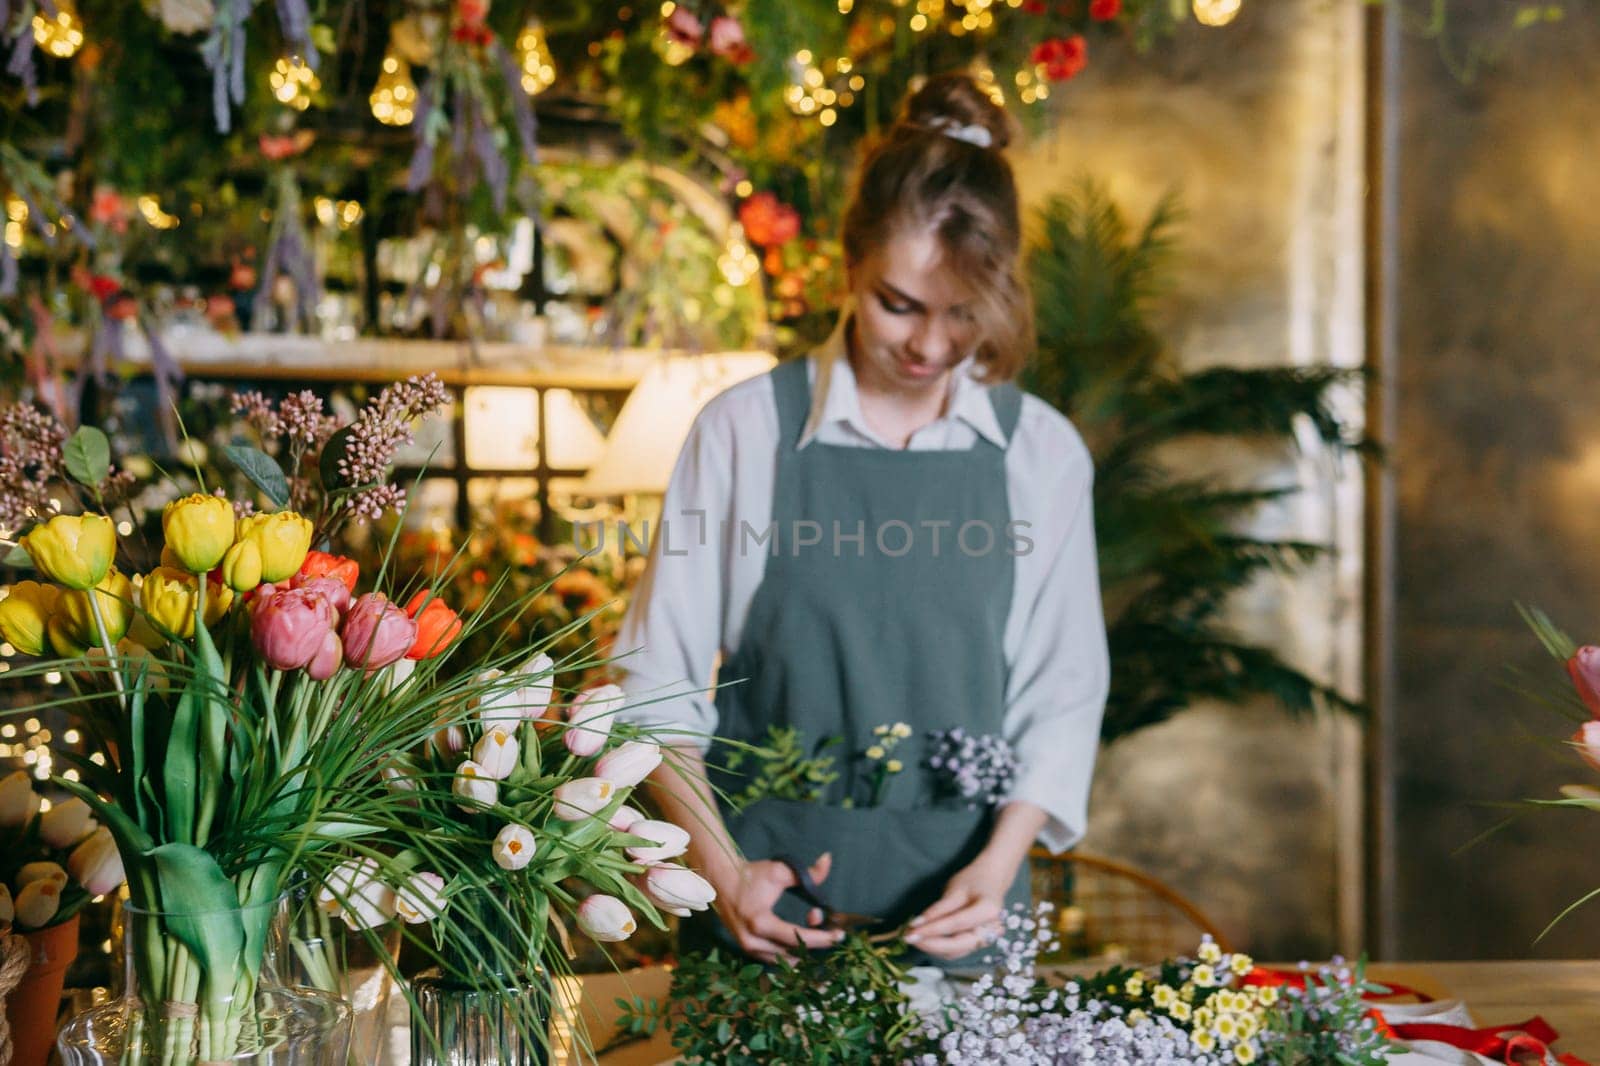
[617,73,1109,964]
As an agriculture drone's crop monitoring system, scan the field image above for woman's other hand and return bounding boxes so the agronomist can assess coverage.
[905,800,1048,959]
[904,851,1013,959]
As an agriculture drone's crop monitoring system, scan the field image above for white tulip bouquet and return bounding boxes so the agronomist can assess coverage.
[0,771,127,932]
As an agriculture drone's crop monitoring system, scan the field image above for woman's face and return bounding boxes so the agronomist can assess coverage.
[847,226,980,397]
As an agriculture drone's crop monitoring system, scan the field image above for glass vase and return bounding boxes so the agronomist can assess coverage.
[284,902,404,1065]
[409,972,552,1066]
[55,896,352,1066]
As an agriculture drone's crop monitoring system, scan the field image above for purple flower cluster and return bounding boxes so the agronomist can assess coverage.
[336,374,449,523]
[928,727,1019,809]
[228,388,339,447]
[907,906,1216,1066]
[0,403,67,532]
[0,403,133,534]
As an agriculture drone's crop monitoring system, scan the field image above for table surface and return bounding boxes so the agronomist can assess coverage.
[587,961,1600,1064]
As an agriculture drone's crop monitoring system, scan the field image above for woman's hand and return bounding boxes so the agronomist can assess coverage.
[905,801,1048,959]
[713,852,844,964]
[904,851,1015,959]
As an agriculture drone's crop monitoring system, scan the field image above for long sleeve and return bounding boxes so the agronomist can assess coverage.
[614,376,781,746]
[1001,401,1110,853]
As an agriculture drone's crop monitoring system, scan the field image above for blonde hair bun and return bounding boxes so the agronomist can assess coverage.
[900,73,1014,152]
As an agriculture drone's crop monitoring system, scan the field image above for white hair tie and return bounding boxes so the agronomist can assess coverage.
[925,117,993,149]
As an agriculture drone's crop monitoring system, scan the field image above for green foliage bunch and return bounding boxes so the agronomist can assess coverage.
[1025,182,1364,741]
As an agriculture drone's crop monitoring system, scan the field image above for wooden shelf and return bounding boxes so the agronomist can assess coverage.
[56,328,661,390]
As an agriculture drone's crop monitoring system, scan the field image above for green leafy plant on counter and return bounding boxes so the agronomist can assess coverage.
[616,938,914,1064]
[1025,181,1366,742]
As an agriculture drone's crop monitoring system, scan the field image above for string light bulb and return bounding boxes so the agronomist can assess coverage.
[136,195,180,230]
[1192,0,1242,26]
[271,55,320,110]
[32,1,84,58]
[370,50,417,125]
[717,225,761,287]
[517,19,557,95]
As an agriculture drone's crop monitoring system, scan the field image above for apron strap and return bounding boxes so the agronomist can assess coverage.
[771,357,814,453]
[987,382,1023,446]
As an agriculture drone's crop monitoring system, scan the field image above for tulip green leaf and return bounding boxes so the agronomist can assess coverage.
[1,542,31,569]
[63,426,111,489]
[147,843,245,1001]
[224,445,290,510]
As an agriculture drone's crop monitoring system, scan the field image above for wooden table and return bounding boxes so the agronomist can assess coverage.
[1369,961,1599,1058]
[584,961,1600,1064]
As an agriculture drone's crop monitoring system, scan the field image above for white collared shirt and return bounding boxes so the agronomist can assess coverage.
[615,326,1110,852]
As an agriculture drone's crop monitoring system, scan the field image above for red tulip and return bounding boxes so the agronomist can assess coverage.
[1568,646,1600,717]
[252,587,338,671]
[295,551,360,594]
[87,274,120,302]
[342,593,417,672]
[1031,35,1088,82]
[404,590,462,660]
[738,192,800,249]
[1089,0,1120,20]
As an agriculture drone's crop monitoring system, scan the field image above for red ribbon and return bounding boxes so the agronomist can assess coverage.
[1384,1016,1590,1066]
[1240,968,1591,1066]
[1239,966,1434,1003]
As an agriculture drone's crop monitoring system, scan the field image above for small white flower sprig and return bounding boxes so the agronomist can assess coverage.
[904,910,1392,1066]
[927,727,1019,809]
[863,721,912,807]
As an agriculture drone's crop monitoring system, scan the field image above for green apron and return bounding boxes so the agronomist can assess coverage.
[701,355,1030,964]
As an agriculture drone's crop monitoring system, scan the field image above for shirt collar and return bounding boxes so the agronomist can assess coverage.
[797,309,1008,450]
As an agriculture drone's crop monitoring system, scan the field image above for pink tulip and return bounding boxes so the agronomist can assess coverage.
[625,819,691,864]
[577,894,637,942]
[564,684,622,757]
[342,593,417,672]
[1569,646,1600,717]
[643,863,716,916]
[306,629,343,681]
[252,587,338,671]
[664,4,703,45]
[608,804,645,832]
[595,740,661,788]
[708,15,753,64]
[1576,721,1600,772]
[297,575,352,617]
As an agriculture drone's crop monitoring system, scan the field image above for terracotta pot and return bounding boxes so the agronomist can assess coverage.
[5,914,80,1066]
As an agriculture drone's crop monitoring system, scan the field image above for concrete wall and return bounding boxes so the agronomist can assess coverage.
[1392,2,1600,959]
[1011,0,1367,959]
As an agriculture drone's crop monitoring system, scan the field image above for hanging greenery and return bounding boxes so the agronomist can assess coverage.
[1024,181,1365,741]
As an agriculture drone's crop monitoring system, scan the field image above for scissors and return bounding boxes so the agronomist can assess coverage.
[774,852,883,933]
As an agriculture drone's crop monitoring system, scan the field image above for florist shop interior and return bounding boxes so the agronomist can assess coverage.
[2,0,1600,1063]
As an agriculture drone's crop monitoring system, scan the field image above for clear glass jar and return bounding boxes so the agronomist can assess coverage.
[284,899,404,1065]
[409,972,550,1066]
[56,895,351,1066]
